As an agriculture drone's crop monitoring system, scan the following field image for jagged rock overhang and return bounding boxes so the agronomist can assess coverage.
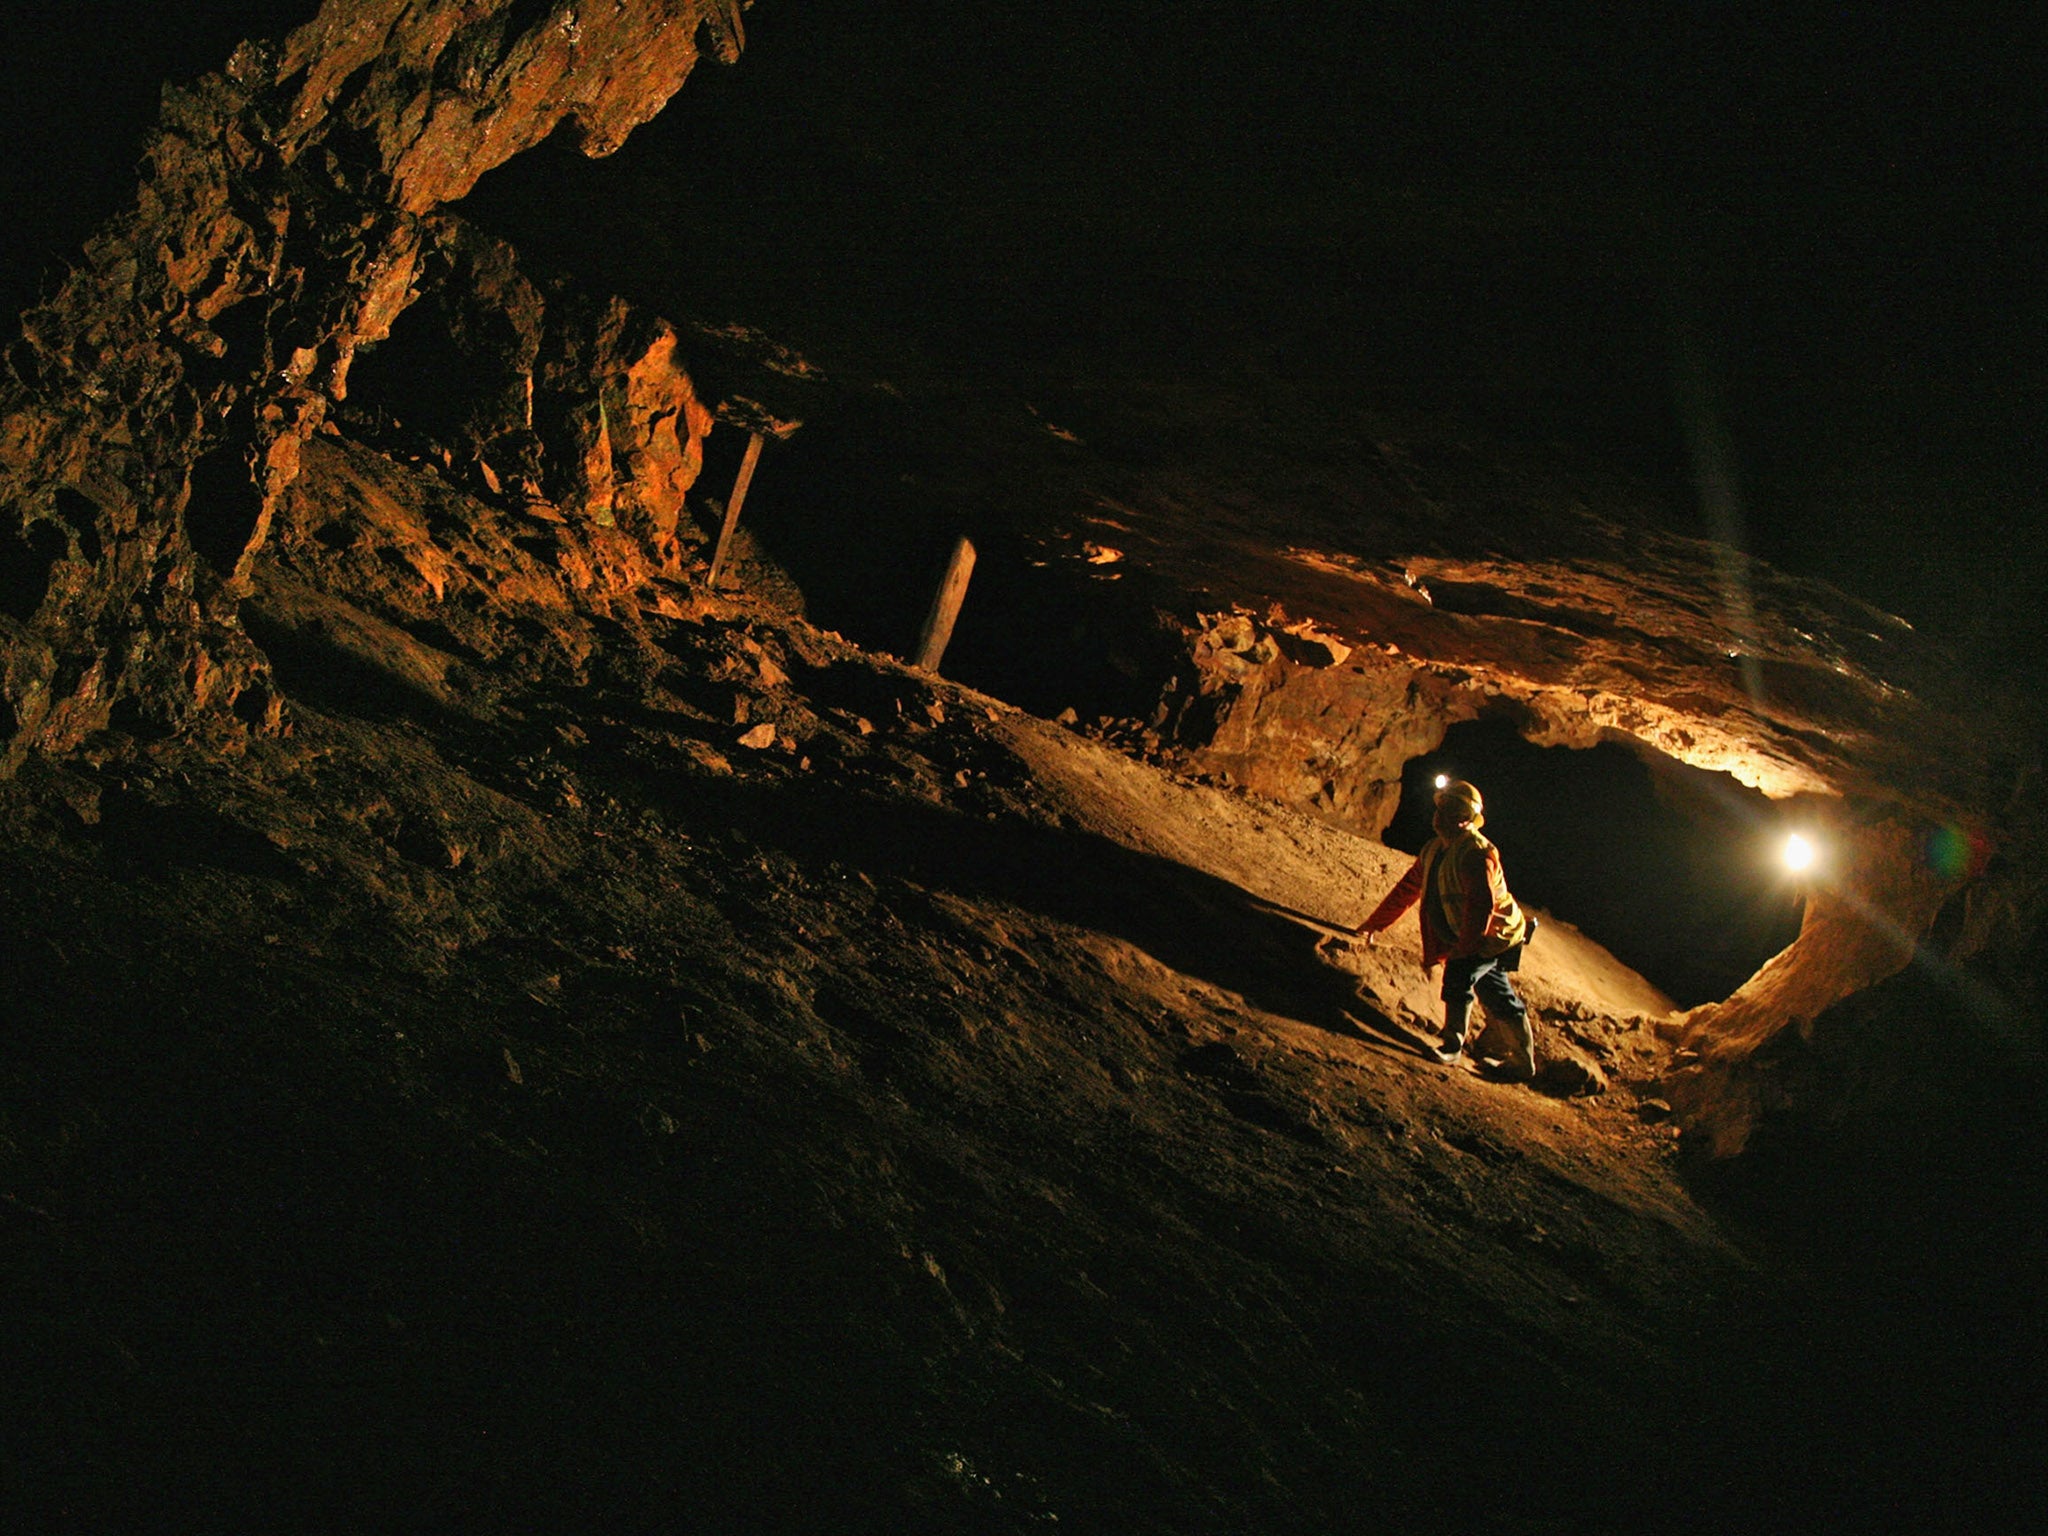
[1112,543,2012,1152]
[2,1,751,766]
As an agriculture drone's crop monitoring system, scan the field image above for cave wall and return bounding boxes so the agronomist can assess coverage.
[1662,811,1956,1153]
[1155,574,2034,1153]
[341,214,715,563]
[0,0,745,764]
[0,0,2034,1162]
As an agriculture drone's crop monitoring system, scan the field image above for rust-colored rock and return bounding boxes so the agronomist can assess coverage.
[0,0,2029,1166]
[1,0,745,766]
[1095,468,2028,1152]
[341,215,715,565]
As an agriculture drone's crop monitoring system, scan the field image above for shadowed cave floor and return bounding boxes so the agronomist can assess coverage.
[2,438,2040,1532]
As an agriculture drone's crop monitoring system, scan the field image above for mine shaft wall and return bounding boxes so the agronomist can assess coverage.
[1,1,745,766]
[1164,606,2015,1154]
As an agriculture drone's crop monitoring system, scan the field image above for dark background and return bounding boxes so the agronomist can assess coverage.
[6,0,2042,662]
[482,0,2045,667]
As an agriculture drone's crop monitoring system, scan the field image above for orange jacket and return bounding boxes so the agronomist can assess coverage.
[1359,829,1527,965]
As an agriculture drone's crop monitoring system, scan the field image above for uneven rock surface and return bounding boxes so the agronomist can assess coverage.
[3,0,2035,1158]
[1,0,744,762]
[6,428,2035,1533]
[339,213,721,557]
[1,6,2043,1530]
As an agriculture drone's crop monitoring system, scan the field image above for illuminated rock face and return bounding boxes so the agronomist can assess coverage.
[1160,544,1969,820]
[0,1,2032,1157]
[0,0,743,760]
[342,214,716,569]
[1144,536,2024,1151]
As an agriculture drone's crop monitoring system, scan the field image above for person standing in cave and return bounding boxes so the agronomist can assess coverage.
[1352,778,1538,1078]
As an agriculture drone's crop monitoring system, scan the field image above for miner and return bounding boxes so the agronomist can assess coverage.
[1353,778,1537,1078]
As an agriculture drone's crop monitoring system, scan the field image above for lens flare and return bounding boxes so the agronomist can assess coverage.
[1923,823,1991,881]
[1782,833,1816,874]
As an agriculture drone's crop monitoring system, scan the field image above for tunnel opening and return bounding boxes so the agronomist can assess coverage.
[185,445,266,578]
[1385,714,1804,1008]
[699,406,1188,725]
[344,287,517,456]
[688,410,939,649]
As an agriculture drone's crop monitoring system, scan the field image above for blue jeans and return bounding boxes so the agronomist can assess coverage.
[1440,949,1534,1074]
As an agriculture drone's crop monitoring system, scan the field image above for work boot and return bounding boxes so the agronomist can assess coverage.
[1477,1050,1537,1082]
[1487,1013,1537,1081]
[1434,1001,1470,1065]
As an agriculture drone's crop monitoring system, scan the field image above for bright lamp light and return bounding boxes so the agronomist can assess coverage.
[1782,832,1817,874]
[1433,774,1449,790]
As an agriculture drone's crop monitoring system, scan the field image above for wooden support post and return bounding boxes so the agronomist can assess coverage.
[914,535,977,674]
[705,429,765,589]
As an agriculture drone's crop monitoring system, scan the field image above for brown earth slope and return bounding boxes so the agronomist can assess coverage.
[4,432,2037,1533]
[2,4,2041,1531]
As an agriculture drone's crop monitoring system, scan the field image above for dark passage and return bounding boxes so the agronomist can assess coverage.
[1386,715,1803,1008]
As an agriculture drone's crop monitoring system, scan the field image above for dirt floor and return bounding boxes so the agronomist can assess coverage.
[2,436,2040,1534]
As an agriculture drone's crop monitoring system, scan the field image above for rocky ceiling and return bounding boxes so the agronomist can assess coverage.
[1,0,2041,1155]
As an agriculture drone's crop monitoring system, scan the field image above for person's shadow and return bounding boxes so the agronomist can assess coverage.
[648,764,1387,1044]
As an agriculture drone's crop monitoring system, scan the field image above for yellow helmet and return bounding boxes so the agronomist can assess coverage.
[1434,778,1484,825]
